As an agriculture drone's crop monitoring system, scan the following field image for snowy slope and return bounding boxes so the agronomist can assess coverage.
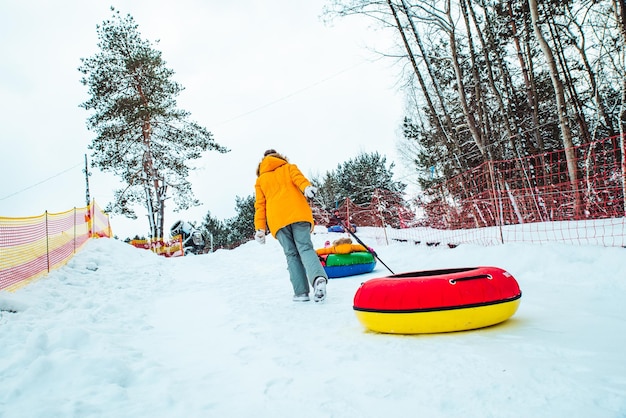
[1,231,625,418]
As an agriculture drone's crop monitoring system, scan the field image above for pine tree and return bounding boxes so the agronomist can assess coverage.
[224,195,256,248]
[200,211,228,251]
[315,152,406,206]
[310,152,408,227]
[79,8,228,240]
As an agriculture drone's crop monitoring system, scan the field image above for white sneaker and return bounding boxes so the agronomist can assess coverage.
[313,277,327,302]
[293,293,310,302]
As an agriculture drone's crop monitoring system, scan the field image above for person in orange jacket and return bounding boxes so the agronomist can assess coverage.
[254,149,328,302]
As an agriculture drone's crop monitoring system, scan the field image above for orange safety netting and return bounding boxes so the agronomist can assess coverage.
[0,200,112,291]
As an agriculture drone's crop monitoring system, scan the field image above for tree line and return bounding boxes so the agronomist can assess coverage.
[200,152,405,250]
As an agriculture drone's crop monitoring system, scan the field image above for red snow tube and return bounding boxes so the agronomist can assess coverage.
[353,266,522,334]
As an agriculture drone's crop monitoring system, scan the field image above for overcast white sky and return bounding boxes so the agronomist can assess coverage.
[0,0,408,239]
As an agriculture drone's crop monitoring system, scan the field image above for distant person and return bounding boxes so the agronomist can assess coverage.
[327,210,342,228]
[253,149,328,302]
[327,209,357,233]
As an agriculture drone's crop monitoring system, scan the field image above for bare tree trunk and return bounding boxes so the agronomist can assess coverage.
[135,78,166,240]
[142,174,155,239]
[528,0,582,218]
[386,0,443,140]
[565,5,616,137]
[445,0,486,160]
[459,0,490,154]
[397,0,466,169]
[443,0,501,228]
[391,0,485,224]
[508,1,543,151]
[469,1,546,221]
[547,18,592,144]
[466,0,518,153]
[140,119,163,240]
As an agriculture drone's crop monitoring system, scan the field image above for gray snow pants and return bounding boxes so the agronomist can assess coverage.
[275,222,328,296]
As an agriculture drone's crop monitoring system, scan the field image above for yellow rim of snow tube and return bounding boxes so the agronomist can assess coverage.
[354,297,521,334]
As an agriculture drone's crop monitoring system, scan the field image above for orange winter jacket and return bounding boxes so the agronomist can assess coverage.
[254,154,314,237]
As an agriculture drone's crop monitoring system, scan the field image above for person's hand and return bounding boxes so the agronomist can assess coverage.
[304,186,317,198]
[255,229,266,244]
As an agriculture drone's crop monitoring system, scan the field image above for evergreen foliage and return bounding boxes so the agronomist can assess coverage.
[200,195,256,250]
[200,153,408,248]
[312,152,406,208]
[200,211,229,251]
[224,195,256,248]
[78,8,228,239]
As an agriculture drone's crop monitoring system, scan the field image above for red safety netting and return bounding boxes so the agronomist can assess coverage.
[312,135,626,248]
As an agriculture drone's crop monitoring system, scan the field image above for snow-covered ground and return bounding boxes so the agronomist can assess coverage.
[1,228,625,418]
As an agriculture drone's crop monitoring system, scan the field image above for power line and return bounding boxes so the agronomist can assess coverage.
[1,59,384,203]
[215,57,384,126]
[0,162,83,202]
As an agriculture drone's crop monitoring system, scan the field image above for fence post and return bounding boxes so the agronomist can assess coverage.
[89,200,94,238]
[45,210,50,272]
[487,161,505,244]
[372,190,389,245]
[73,207,77,254]
[621,133,626,217]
